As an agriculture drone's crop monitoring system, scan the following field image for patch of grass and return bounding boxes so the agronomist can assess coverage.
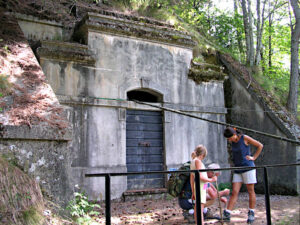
[275,215,299,225]
[193,56,205,63]
[1,153,23,171]
[0,73,12,96]
[22,207,44,225]
[217,182,232,193]
[252,72,287,105]
[166,194,174,200]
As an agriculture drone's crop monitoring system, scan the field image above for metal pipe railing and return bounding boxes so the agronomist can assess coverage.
[263,167,271,224]
[194,171,202,224]
[105,174,111,225]
[85,163,300,225]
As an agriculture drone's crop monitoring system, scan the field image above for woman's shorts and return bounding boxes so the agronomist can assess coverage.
[232,169,257,184]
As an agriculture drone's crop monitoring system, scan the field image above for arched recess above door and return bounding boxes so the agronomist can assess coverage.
[127,89,163,103]
[119,77,170,102]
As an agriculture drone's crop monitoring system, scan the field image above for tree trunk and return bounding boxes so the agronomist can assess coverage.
[241,0,252,66]
[234,0,244,61]
[255,0,267,65]
[287,0,300,116]
[247,0,255,66]
[268,0,273,68]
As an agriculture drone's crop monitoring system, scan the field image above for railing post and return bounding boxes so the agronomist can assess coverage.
[105,174,111,225]
[263,167,271,225]
[194,171,202,225]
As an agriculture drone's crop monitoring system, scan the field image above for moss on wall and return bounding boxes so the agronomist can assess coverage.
[188,68,226,83]
[188,51,227,83]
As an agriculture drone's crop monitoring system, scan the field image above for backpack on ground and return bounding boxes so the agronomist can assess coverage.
[167,161,191,197]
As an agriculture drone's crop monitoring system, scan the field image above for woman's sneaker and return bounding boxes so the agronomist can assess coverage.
[247,210,255,224]
[222,210,231,221]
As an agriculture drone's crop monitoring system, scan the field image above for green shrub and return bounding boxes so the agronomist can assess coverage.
[217,182,232,193]
[66,189,101,224]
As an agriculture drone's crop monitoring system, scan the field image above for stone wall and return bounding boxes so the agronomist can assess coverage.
[0,12,74,206]
[0,125,73,205]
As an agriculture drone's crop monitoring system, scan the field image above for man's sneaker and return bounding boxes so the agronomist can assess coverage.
[182,210,195,224]
[222,210,231,221]
[247,210,255,224]
[204,208,221,220]
[182,209,190,219]
[186,215,195,224]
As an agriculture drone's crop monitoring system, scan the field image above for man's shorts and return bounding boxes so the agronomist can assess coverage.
[232,169,257,184]
[178,198,194,210]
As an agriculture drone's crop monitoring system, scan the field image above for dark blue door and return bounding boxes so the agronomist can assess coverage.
[126,110,164,190]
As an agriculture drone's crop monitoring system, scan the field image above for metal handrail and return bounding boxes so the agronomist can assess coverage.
[85,163,300,225]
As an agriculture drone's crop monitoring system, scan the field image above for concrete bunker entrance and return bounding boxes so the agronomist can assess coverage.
[126,89,164,190]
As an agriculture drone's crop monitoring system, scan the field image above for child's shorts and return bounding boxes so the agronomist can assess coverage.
[232,169,257,184]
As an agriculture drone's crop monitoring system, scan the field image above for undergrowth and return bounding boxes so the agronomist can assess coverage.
[67,188,101,224]
[217,182,232,193]
[22,207,44,225]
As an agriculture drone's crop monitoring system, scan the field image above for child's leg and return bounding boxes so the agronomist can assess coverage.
[194,203,197,223]
[201,203,205,224]
[193,203,205,224]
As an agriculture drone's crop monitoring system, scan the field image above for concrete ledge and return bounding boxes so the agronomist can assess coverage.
[14,13,63,27]
[73,12,196,48]
[0,125,72,141]
[14,13,67,41]
[37,40,96,65]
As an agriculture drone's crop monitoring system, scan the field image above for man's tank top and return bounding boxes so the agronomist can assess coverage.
[232,135,255,173]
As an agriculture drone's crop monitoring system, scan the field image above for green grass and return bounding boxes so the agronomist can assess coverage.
[22,207,44,225]
[217,182,232,193]
[275,215,299,225]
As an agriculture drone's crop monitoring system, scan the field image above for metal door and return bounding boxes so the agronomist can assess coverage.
[126,110,164,190]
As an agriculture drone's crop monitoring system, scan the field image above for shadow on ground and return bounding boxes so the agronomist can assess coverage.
[94,193,299,225]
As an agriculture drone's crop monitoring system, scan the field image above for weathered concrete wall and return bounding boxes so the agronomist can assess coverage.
[0,125,73,205]
[224,70,299,195]
[35,12,229,200]
[15,13,71,41]
[7,11,230,202]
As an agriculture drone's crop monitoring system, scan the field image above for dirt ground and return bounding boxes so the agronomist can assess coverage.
[93,192,299,225]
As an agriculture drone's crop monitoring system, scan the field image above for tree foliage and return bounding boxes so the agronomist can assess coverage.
[148,0,297,116]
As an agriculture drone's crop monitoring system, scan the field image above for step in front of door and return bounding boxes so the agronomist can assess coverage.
[122,188,167,202]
